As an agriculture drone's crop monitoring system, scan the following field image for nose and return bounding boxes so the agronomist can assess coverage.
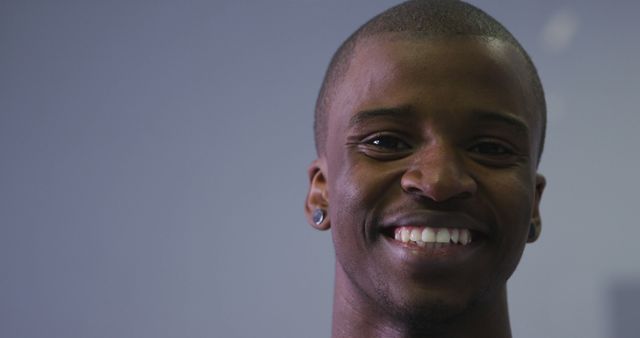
[400,143,477,202]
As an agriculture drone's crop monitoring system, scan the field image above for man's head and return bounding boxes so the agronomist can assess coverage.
[314,0,546,161]
[305,0,546,331]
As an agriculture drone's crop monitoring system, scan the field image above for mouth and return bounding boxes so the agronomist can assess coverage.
[382,226,481,248]
[378,225,488,268]
[377,211,489,255]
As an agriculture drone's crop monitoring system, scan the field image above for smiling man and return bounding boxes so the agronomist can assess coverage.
[304,1,546,337]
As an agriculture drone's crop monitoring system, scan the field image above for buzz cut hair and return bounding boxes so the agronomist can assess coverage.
[313,0,546,161]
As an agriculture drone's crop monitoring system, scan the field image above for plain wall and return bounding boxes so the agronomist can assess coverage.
[2,0,639,337]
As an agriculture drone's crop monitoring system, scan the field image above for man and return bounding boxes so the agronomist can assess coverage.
[304,1,546,337]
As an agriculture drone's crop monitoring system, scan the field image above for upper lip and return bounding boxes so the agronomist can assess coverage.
[378,210,490,235]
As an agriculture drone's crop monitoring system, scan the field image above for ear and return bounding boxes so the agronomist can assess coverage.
[305,158,330,231]
[527,173,546,243]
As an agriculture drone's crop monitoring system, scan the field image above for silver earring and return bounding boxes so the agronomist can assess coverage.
[312,208,325,225]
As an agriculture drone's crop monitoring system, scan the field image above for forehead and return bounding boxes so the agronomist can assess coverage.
[326,34,541,147]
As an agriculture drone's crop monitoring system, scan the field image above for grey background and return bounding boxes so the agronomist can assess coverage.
[1,0,639,337]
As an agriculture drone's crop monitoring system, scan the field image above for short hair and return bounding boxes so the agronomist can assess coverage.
[314,0,546,162]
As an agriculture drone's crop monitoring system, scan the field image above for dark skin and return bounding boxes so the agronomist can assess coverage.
[306,34,545,338]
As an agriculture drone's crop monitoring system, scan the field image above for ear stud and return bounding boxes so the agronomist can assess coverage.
[312,208,325,225]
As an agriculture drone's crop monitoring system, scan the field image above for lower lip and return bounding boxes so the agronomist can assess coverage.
[382,235,484,266]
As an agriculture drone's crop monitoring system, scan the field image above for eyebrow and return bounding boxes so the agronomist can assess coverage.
[472,110,530,135]
[348,106,416,128]
[348,106,530,135]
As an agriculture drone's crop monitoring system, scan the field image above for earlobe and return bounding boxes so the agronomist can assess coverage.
[305,159,330,231]
[527,222,540,243]
[527,174,546,243]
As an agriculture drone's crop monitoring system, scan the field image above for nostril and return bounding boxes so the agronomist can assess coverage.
[402,182,475,203]
[403,185,424,195]
[400,171,428,196]
[400,156,477,201]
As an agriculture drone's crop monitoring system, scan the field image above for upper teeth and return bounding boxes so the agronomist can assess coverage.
[394,227,472,245]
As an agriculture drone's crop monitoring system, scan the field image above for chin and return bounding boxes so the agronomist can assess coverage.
[376,277,490,326]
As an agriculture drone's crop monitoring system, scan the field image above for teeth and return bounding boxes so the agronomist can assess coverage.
[460,228,470,245]
[436,229,450,243]
[400,228,410,243]
[450,229,459,243]
[421,228,436,242]
[410,228,421,241]
[393,227,473,246]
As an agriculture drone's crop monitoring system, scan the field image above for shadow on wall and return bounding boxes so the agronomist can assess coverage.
[610,279,640,338]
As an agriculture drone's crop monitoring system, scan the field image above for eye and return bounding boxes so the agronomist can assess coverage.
[467,140,521,167]
[468,142,513,156]
[364,134,411,151]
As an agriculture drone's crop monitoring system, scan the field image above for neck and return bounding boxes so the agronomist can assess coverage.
[330,265,512,338]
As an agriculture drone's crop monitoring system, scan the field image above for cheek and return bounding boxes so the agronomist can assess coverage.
[328,158,399,266]
[330,153,381,210]
[491,174,534,225]
[329,161,375,239]
[328,160,368,261]
[484,171,535,277]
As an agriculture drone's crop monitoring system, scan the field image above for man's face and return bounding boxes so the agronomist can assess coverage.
[308,35,545,319]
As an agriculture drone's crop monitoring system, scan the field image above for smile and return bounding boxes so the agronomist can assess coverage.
[393,226,472,247]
